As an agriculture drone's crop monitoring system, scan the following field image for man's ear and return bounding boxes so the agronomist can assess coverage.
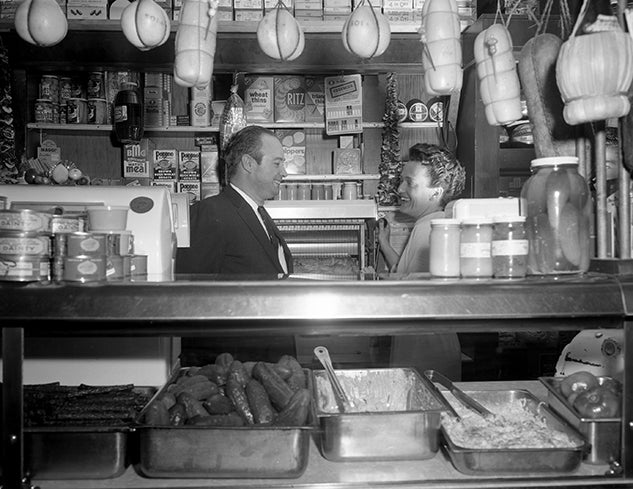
[240,154,256,172]
[433,187,444,201]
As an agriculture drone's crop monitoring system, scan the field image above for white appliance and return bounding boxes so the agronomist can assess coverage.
[0,184,188,386]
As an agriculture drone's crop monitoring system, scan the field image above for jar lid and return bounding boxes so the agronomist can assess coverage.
[431,218,460,226]
[492,215,526,223]
[460,217,494,225]
[531,156,578,168]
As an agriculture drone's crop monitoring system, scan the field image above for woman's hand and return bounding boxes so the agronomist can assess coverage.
[377,218,391,247]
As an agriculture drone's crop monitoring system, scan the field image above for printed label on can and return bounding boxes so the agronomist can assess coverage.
[0,211,50,232]
[0,235,50,255]
[0,256,50,282]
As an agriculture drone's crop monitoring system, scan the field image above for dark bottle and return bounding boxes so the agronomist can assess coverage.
[113,82,143,144]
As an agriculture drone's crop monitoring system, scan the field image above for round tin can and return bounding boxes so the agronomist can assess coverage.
[59,103,67,124]
[98,230,133,256]
[51,214,85,234]
[66,98,88,124]
[59,76,73,101]
[0,210,52,233]
[0,232,51,256]
[52,103,60,124]
[87,98,108,124]
[54,232,106,257]
[106,255,125,281]
[39,75,59,103]
[406,99,428,122]
[70,78,85,99]
[0,255,50,282]
[62,255,107,282]
[34,99,54,123]
[87,71,106,99]
[130,254,148,280]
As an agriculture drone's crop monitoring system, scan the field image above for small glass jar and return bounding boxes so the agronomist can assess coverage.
[429,218,461,278]
[342,182,357,200]
[297,183,311,200]
[324,183,334,200]
[460,217,493,278]
[520,156,592,275]
[286,183,298,200]
[311,183,325,200]
[491,215,528,278]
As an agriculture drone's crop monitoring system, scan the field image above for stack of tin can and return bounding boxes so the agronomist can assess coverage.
[0,209,54,282]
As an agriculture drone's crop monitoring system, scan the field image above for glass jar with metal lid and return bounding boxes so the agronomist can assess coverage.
[520,156,592,275]
[429,218,461,278]
[491,215,528,278]
[460,217,493,278]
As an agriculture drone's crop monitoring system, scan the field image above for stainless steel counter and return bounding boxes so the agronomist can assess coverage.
[2,273,632,488]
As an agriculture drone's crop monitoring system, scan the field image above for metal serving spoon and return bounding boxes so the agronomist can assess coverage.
[314,346,355,413]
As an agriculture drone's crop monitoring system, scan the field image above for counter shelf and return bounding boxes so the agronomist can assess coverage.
[2,273,632,488]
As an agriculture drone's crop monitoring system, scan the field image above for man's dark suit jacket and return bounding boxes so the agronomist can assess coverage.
[175,185,293,276]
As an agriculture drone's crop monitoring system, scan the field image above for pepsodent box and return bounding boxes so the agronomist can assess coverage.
[153,149,178,181]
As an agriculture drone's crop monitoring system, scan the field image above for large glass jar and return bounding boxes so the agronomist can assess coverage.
[429,218,461,278]
[459,217,493,278]
[520,156,592,275]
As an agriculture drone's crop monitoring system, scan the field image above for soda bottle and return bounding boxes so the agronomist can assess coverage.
[113,82,144,144]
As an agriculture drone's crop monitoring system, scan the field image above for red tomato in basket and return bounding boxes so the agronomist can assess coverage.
[559,371,599,403]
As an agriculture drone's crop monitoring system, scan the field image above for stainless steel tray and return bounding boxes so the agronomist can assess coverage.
[441,389,586,475]
[135,368,316,478]
[539,376,621,465]
[311,367,448,462]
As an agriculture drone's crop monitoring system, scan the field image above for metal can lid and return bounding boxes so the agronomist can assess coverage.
[431,218,460,226]
[531,156,579,168]
[460,217,494,225]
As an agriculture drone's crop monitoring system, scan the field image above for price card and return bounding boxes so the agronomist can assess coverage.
[324,74,363,136]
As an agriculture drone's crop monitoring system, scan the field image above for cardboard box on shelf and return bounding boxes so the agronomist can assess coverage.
[122,139,155,178]
[178,150,201,181]
[178,181,202,203]
[305,75,325,123]
[274,75,306,123]
[333,148,361,174]
[151,180,177,192]
[153,148,178,181]
[244,75,274,123]
[276,129,306,174]
[201,148,220,183]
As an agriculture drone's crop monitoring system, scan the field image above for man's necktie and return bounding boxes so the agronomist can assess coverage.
[258,206,280,249]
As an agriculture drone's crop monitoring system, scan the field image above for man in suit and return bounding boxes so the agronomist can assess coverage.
[176,125,293,277]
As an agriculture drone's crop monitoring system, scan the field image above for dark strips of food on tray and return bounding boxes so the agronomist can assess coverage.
[23,383,151,426]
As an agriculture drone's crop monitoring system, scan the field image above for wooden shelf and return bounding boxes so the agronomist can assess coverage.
[283,174,380,181]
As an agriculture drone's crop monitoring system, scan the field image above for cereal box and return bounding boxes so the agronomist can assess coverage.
[153,149,178,181]
[244,75,274,123]
[178,150,201,181]
[305,75,325,122]
[333,148,362,174]
[276,129,306,174]
[274,76,306,123]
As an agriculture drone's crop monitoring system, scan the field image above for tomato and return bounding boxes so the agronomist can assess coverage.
[572,386,621,418]
[24,168,39,184]
[559,370,599,401]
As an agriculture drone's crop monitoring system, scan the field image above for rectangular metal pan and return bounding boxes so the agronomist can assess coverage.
[135,368,316,479]
[11,386,155,480]
[311,367,448,462]
[441,389,586,475]
[539,376,621,465]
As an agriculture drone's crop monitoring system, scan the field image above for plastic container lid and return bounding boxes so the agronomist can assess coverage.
[430,218,460,226]
[492,215,526,223]
[531,156,579,168]
[460,217,494,225]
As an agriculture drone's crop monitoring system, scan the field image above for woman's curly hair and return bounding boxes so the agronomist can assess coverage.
[408,143,466,207]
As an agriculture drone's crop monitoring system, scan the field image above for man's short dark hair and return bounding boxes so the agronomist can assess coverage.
[224,126,277,180]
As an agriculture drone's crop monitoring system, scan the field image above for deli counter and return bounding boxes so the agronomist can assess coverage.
[1,273,633,489]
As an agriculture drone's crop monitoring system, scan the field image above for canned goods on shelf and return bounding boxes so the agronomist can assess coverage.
[0,232,51,256]
[0,209,52,233]
[97,230,134,256]
[130,254,148,280]
[59,76,73,101]
[51,214,86,234]
[0,196,7,210]
[39,75,59,104]
[87,71,106,99]
[53,232,106,257]
[34,99,54,123]
[87,98,108,124]
[0,255,50,282]
[62,255,107,283]
[66,98,88,124]
[106,255,127,281]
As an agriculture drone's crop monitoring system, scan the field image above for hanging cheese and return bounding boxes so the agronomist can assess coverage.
[174,0,218,88]
[14,0,68,47]
[121,0,171,51]
[341,0,390,59]
[257,3,305,61]
[419,0,462,95]
[474,23,522,126]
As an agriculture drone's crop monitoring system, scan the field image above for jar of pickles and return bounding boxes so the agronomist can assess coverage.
[460,217,493,278]
[520,156,592,275]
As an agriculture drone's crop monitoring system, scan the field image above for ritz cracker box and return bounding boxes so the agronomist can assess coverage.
[274,75,306,123]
